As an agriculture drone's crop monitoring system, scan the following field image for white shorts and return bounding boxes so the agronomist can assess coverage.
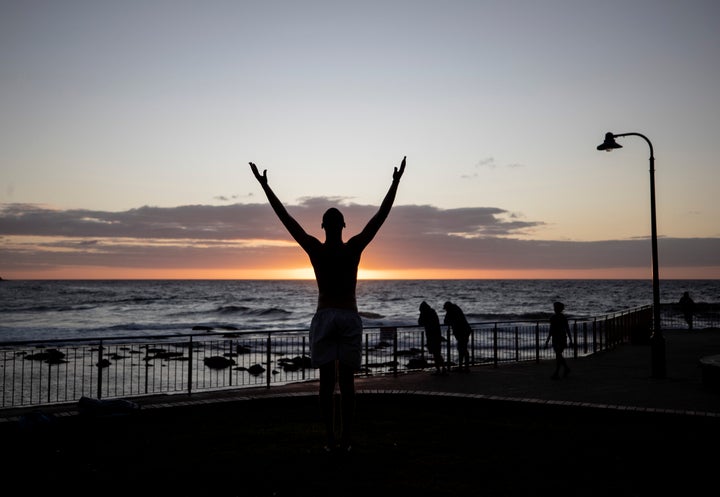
[309,308,363,370]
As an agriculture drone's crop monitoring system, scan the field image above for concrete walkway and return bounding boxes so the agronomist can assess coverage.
[2,329,720,422]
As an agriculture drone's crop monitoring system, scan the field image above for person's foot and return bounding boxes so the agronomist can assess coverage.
[339,438,353,454]
[323,436,337,453]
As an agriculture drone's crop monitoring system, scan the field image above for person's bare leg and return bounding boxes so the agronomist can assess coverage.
[552,351,562,379]
[337,362,356,451]
[319,362,337,449]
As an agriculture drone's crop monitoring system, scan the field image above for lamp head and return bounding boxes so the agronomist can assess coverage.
[598,132,622,152]
[597,132,622,152]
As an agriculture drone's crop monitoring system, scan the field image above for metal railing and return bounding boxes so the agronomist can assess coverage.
[1,303,713,410]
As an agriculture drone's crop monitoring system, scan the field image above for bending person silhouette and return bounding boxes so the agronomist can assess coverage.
[443,301,472,372]
[419,301,446,375]
[250,156,406,453]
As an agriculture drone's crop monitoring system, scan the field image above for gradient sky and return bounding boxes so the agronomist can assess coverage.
[1,0,719,279]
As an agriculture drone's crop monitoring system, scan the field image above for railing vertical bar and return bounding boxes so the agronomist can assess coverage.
[188,336,193,395]
[227,340,233,388]
[393,329,398,377]
[493,323,498,368]
[266,332,271,389]
[1,351,6,407]
[446,326,452,369]
[46,355,51,404]
[364,334,369,377]
[96,340,103,400]
[469,328,475,365]
[303,336,307,380]
[144,345,149,395]
[572,321,578,359]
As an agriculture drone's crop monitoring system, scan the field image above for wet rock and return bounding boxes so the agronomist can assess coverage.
[247,364,265,376]
[24,349,67,365]
[203,356,236,369]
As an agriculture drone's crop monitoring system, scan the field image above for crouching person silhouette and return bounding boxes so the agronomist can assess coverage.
[250,156,406,453]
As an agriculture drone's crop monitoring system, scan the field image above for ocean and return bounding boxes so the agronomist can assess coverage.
[1,279,719,344]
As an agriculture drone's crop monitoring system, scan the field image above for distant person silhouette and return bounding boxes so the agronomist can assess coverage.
[679,291,695,330]
[418,301,446,375]
[250,156,406,453]
[443,301,472,372]
[545,301,573,379]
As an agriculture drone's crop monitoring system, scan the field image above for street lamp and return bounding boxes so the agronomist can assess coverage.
[597,132,665,379]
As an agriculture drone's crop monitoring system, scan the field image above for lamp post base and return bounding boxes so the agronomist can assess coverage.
[650,331,666,379]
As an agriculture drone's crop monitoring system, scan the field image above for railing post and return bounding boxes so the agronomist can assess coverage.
[96,340,104,400]
[302,336,307,380]
[266,332,272,389]
[393,329,398,377]
[470,328,475,366]
[144,344,150,394]
[446,326,452,368]
[187,336,193,395]
[493,323,498,368]
[535,322,540,363]
[227,340,233,388]
[47,356,52,404]
[364,334,369,377]
[572,321,578,359]
[593,318,597,353]
[583,322,588,355]
[603,316,608,350]
[515,326,519,362]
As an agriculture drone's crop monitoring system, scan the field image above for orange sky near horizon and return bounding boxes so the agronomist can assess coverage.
[5,265,719,281]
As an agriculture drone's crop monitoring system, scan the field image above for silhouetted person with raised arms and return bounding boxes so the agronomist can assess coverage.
[545,301,573,379]
[443,301,472,372]
[419,301,446,375]
[250,156,406,453]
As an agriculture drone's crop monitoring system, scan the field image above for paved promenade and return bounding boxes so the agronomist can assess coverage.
[4,328,718,422]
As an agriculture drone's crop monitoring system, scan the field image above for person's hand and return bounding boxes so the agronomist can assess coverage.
[249,162,267,185]
[393,156,406,182]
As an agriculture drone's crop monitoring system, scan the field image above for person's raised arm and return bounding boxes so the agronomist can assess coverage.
[249,162,316,249]
[352,156,406,248]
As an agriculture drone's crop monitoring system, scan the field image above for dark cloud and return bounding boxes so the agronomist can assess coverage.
[1,202,719,273]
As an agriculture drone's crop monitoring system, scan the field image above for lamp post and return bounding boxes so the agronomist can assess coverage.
[597,132,665,379]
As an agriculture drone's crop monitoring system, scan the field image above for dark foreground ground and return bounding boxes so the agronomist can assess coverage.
[2,392,718,497]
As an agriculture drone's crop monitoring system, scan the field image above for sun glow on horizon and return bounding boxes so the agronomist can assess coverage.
[4,265,719,280]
